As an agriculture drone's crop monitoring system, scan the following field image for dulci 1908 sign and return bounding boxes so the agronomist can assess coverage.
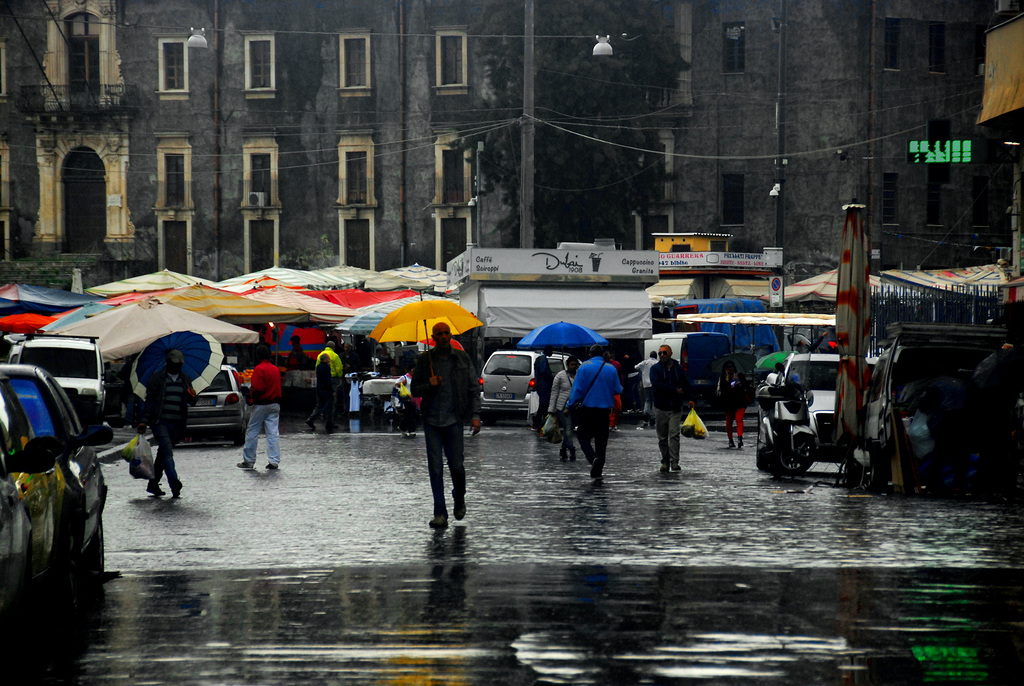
[446,248,660,290]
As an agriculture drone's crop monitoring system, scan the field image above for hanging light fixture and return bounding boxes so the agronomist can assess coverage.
[187,27,208,49]
[593,35,612,56]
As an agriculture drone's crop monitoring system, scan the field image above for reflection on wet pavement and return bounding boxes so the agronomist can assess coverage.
[62,566,1022,685]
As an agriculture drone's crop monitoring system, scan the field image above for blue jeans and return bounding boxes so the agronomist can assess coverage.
[243,403,281,465]
[554,409,576,457]
[152,422,181,487]
[423,422,466,517]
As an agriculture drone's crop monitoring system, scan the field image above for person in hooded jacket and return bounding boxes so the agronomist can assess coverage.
[137,348,197,498]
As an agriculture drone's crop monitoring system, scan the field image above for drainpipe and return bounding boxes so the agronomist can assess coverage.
[399,2,407,266]
[213,0,222,280]
[867,0,877,273]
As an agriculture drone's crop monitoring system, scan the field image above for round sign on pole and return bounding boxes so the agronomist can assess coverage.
[771,277,782,293]
[770,276,783,308]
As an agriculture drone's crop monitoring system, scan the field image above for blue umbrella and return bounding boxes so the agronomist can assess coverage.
[129,331,225,400]
[516,322,608,350]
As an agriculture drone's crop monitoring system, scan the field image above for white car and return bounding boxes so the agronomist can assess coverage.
[479,350,569,425]
[185,366,251,445]
[6,334,106,423]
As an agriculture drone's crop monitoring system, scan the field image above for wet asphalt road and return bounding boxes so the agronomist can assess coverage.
[36,412,1024,683]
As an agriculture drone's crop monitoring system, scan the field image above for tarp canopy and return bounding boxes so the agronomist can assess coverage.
[0,283,103,314]
[676,312,836,326]
[880,264,1007,291]
[242,286,356,323]
[471,286,652,339]
[40,302,115,331]
[304,289,420,310]
[708,277,769,299]
[85,269,215,297]
[379,264,449,293]
[672,299,780,352]
[157,284,309,324]
[781,269,882,303]
[214,267,362,291]
[316,266,428,292]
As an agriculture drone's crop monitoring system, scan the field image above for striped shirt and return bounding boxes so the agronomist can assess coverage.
[160,375,187,424]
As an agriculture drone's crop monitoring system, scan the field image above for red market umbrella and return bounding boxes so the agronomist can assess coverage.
[0,312,58,333]
[833,203,871,448]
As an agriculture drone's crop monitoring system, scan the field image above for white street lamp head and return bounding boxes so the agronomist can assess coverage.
[188,27,208,49]
[593,36,613,56]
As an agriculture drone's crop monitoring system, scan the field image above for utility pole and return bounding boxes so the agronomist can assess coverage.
[773,0,787,309]
[521,0,535,249]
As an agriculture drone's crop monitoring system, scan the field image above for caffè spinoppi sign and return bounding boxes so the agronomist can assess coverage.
[447,248,659,290]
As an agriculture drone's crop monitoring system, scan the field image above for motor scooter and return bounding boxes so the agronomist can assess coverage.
[755,378,817,477]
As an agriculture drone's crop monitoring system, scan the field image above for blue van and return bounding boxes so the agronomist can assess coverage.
[643,332,731,399]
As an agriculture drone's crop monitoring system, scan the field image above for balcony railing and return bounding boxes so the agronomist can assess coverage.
[18,84,141,115]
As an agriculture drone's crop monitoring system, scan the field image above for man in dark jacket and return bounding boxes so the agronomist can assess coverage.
[410,322,481,529]
[531,345,554,430]
[137,348,197,498]
[650,344,690,472]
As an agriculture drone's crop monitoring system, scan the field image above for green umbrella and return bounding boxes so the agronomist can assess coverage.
[756,350,794,370]
[710,352,757,375]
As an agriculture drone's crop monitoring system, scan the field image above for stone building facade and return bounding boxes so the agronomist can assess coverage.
[0,0,1014,287]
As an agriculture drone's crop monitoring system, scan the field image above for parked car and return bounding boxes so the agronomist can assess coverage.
[0,372,65,621]
[0,363,112,603]
[857,323,1006,491]
[185,365,250,445]
[479,350,569,425]
[6,334,106,423]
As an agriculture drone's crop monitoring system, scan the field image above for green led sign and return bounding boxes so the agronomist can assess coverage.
[907,139,987,163]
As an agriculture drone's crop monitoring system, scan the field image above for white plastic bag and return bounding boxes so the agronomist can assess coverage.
[128,436,155,480]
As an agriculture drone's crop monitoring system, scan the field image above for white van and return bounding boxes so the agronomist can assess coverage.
[6,334,106,423]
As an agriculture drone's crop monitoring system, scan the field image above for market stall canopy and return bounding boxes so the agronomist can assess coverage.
[708,277,769,299]
[880,264,1008,291]
[40,302,115,331]
[0,283,103,314]
[85,269,215,297]
[334,310,387,335]
[214,267,362,291]
[781,269,882,304]
[676,312,837,326]
[646,278,698,304]
[50,298,259,360]
[242,286,356,323]
[304,288,420,310]
[316,266,427,292]
[475,286,651,339]
[0,312,57,333]
[379,264,449,293]
[157,284,309,324]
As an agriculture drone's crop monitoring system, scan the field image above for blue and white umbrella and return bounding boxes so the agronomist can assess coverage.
[516,322,608,350]
[130,331,225,400]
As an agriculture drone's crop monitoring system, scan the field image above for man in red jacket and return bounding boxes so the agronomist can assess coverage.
[237,344,283,470]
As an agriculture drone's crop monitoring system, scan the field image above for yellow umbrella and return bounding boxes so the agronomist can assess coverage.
[368,300,482,343]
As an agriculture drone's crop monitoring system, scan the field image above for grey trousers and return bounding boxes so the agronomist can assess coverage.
[655,408,683,466]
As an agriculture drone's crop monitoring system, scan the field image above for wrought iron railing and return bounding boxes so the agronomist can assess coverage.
[17,84,140,115]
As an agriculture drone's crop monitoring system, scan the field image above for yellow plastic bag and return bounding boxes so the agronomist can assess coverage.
[681,407,707,439]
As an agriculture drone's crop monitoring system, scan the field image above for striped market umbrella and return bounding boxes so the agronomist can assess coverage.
[833,203,871,448]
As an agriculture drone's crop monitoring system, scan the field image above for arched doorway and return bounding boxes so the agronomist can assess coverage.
[62,148,107,253]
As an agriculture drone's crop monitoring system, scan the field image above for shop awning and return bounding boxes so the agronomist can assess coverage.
[646,278,697,304]
[978,15,1024,128]
[709,277,769,299]
[475,286,651,339]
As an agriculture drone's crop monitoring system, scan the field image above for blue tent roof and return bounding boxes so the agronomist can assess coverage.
[674,299,780,353]
[0,284,103,315]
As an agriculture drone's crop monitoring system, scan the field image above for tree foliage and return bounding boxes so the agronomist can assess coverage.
[471,0,687,248]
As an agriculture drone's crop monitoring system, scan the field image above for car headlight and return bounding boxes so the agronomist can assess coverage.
[804,390,814,406]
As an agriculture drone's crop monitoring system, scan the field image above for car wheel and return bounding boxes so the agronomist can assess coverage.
[232,430,245,446]
[480,413,497,426]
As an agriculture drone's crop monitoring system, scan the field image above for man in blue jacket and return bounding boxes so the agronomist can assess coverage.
[650,344,690,472]
[566,344,621,479]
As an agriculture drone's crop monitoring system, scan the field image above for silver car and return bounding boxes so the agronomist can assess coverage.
[185,366,250,445]
[479,350,568,425]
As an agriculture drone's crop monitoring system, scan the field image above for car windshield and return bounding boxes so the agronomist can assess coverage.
[20,347,98,380]
[8,377,57,438]
[787,360,838,391]
[484,354,531,376]
[203,370,233,393]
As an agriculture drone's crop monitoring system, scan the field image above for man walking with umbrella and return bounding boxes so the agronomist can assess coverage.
[137,349,197,498]
[411,321,481,528]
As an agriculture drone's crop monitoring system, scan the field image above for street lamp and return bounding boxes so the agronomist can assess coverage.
[187,27,208,49]
[593,36,613,56]
[521,1,535,249]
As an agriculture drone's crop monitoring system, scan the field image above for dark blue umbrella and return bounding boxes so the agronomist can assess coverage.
[516,322,608,350]
[129,331,225,400]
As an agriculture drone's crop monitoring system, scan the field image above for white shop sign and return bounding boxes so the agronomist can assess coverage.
[660,252,767,269]
[448,248,659,289]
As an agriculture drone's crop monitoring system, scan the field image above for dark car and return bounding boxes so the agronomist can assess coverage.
[0,373,63,623]
[0,364,112,601]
